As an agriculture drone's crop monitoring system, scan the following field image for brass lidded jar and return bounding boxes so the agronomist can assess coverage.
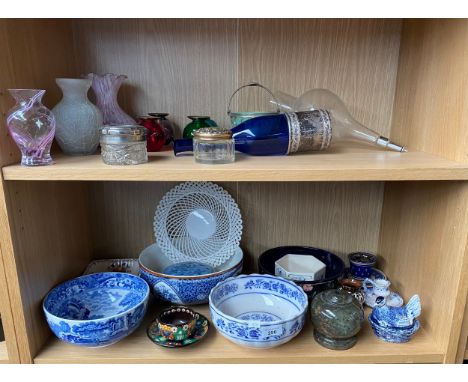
[193,127,235,164]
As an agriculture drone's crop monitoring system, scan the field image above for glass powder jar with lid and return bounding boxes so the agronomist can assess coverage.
[193,127,235,164]
[100,125,148,165]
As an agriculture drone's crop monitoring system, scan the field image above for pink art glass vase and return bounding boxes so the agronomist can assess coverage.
[86,73,136,126]
[6,89,55,166]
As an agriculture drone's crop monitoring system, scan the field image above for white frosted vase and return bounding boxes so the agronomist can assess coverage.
[52,78,103,155]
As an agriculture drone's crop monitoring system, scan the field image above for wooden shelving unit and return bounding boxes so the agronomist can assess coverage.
[0,341,7,364]
[35,304,443,364]
[3,149,468,182]
[1,19,468,364]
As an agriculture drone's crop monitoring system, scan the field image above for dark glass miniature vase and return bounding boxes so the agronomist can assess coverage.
[148,113,174,145]
[136,116,166,152]
[182,116,218,138]
[310,289,364,350]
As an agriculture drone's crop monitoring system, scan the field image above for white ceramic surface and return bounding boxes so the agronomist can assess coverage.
[274,254,326,281]
[209,274,308,349]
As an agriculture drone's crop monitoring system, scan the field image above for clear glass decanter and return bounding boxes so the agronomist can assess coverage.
[274,88,406,152]
[7,89,56,166]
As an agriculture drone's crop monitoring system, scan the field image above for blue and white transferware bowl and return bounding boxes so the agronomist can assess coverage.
[43,272,149,347]
[209,274,308,349]
[139,243,243,305]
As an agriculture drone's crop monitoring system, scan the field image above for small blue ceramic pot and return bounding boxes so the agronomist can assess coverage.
[348,252,377,279]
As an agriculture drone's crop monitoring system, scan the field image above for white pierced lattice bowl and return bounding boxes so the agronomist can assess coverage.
[154,182,243,267]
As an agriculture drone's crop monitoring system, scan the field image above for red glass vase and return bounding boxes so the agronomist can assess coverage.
[136,116,165,152]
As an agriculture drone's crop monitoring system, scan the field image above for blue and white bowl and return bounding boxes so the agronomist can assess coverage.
[209,274,308,349]
[43,272,149,347]
[139,243,243,305]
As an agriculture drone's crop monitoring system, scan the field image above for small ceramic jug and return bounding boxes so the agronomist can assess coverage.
[362,278,391,307]
[338,278,364,305]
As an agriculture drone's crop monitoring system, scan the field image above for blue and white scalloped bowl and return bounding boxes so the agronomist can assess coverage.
[43,272,149,347]
[209,274,308,349]
[139,243,243,305]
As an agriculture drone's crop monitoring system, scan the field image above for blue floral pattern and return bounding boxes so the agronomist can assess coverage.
[243,278,307,307]
[209,274,308,348]
[237,312,280,322]
[163,261,215,276]
[139,263,242,305]
[43,273,149,347]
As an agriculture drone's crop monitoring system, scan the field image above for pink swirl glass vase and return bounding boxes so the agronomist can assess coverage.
[7,89,55,166]
[86,73,136,126]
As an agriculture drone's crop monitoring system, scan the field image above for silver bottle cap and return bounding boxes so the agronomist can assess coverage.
[100,125,147,144]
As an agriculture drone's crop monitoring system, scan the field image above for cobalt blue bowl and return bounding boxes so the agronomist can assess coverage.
[43,272,149,347]
[258,246,345,299]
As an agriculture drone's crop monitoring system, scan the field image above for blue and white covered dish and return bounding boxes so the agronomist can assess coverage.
[209,274,308,349]
[43,272,149,347]
[368,294,421,343]
[139,243,243,305]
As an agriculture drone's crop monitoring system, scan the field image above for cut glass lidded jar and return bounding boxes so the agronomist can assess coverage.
[193,127,234,164]
[100,125,147,165]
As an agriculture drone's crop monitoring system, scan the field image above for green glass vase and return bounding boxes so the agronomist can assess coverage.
[183,116,218,138]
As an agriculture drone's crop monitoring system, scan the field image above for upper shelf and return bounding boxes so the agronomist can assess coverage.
[3,147,468,182]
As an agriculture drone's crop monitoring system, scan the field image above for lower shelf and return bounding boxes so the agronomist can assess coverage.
[35,300,444,364]
[0,341,8,364]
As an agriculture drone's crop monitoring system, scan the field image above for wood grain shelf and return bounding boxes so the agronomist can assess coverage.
[34,303,443,364]
[3,148,468,182]
[0,341,8,364]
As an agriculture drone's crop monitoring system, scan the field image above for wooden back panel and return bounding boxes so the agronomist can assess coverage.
[72,19,401,138]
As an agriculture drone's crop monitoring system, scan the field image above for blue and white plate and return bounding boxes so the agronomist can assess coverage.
[43,272,149,347]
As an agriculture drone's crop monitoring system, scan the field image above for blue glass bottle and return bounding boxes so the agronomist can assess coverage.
[174,111,332,156]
